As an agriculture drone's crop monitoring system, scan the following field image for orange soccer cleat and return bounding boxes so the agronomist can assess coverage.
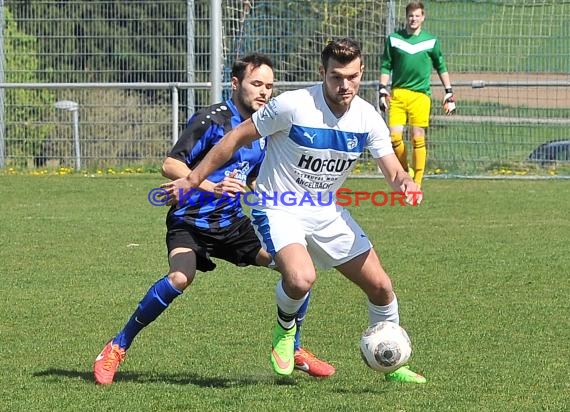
[93,340,126,385]
[294,347,336,378]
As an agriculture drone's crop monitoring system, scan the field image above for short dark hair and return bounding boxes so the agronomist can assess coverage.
[231,53,275,83]
[320,37,363,71]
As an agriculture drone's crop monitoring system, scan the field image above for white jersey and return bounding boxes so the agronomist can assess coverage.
[251,84,393,210]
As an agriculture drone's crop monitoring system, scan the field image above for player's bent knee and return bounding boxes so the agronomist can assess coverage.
[411,129,426,141]
[167,248,197,290]
[283,271,315,297]
[167,270,194,291]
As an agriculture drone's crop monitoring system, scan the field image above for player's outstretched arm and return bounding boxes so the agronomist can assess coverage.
[376,154,422,205]
[162,156,225,194]
[188,118,261,188]
[162,157,190,180]
[161,119,261,204]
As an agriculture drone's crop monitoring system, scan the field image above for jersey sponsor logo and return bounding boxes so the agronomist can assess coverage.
[294,177,335,190]
[259,98,278,120]
[297,154,357,173]
[347,135,358,150]
[390,37,436,55]
[259,137,266,150]
[225,160,250,182]
[303,131,317,143]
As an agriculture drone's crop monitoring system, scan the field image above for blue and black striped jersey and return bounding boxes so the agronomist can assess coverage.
[166,99,266,230]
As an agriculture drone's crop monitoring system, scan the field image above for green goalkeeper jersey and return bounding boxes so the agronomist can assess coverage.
[380,29,448,96]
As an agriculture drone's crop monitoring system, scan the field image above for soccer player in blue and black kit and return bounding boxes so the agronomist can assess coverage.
[93,53,334,385]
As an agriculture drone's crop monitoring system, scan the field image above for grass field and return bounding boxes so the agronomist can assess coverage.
[1,175,569,411]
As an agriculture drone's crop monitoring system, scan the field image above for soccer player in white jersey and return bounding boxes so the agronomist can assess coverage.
[162,38,426,383]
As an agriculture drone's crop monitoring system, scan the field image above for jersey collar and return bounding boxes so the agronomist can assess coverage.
[225,98,245,122]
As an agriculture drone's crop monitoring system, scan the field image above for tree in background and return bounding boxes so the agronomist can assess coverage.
[8,1,187,84]
[4,7,55,167]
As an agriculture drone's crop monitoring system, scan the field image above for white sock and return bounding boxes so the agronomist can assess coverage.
[368,293,399,325]
[275,279,308,329]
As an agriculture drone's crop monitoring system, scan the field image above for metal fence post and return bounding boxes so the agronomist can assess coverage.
[0,1,5,169]
[187,0,195,116]
[210,0,222,104]
[172,85,179,145]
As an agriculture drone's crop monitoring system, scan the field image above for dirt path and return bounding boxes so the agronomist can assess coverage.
[430,72,570,108]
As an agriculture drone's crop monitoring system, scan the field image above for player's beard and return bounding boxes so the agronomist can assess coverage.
[323,85,356,115]
[235,93,259,116]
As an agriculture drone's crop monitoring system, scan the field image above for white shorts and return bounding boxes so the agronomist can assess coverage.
[250,205,372,269]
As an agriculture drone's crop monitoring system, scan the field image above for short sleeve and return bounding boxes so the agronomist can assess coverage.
[366,111,393,159]
[168,112,222,167]
[252,93,295,137]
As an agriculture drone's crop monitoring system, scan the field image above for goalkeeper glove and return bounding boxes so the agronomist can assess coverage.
[378,84,390,112]
[443,87,456,115]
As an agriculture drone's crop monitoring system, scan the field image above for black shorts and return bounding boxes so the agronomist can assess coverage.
[166,216,262,272]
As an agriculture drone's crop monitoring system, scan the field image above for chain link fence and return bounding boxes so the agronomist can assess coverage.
[1,0,569,174]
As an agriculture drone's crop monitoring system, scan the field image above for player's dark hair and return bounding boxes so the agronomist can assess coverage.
[231,53,274,83]
[321,37,363,71]
[406,1,424,15]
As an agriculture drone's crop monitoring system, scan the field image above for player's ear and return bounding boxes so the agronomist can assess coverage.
[231,76,239,90]
[319,65,325,79]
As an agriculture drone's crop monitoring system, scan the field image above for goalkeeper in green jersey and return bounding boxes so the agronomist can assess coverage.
[378,1,455,188]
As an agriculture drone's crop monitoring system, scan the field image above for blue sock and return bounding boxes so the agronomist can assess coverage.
[294,289,311,351]
[113,276,182,350]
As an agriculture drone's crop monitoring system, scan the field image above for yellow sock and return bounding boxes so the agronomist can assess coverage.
[390,131,408,170]
[412,136,426,187]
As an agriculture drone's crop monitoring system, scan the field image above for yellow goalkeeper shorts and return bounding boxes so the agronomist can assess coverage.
[388,88,431,128]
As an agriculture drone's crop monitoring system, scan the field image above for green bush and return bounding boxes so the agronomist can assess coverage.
[4,8,55,167]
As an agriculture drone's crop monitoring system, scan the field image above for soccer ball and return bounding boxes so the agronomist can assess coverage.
[359,321,412,373]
